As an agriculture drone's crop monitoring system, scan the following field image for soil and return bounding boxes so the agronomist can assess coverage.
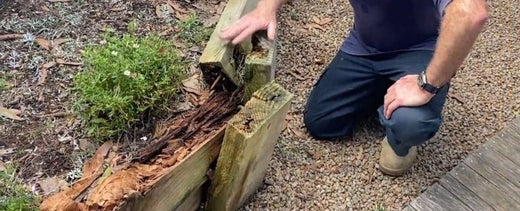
[0,0,223,186]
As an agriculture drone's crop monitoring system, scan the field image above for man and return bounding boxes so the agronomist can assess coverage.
[221,0,488,176]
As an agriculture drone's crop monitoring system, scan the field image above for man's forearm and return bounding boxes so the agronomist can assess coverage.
[426,0,489,87]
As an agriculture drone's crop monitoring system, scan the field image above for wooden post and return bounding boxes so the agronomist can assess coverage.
[207,82,293,210]
[243,32,277,101]
[118,127,226,211]
[199,0,260,86]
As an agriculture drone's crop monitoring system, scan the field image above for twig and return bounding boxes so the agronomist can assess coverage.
[210,74,222,90]
[0,34,24,41]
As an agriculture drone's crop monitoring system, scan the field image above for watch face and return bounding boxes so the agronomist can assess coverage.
[418,73,426,87]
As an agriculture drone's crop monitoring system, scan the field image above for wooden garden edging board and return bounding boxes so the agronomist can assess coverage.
[200,0,262,86]
[117,127,226,211]
[207,82,293,210]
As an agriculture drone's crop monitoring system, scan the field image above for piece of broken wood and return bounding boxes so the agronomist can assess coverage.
[199,0,260,86]
[242,32,277,101]
[207,82,293,210]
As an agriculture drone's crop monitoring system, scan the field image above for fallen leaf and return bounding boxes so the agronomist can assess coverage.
[174,11,190,21]
[56,58,83,66]
[289,126,307,139]
[167,1,188,13]
[41,5,50,11]
[356,146,364,161]
[38,61,56,85]
[38,176,69,195]
[36,38,51,50]
[155,5,163,18]
[287,70,307,81]
[312,16,321,24]
[52,38,71,47]
[159,27,174,36]
[0,106,22,120]
[318,18,333,25]
[182,74,203,96]
[82,142,112,178]
[204,15,220,28]
[449,92,466,104]
[216,2,226,15]
[0,148,15,156]
[305,23,325,31]
[110,7,125,12]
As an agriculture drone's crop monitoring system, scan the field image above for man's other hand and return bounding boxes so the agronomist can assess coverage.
[220,4,278,45]
[384,75,435,119]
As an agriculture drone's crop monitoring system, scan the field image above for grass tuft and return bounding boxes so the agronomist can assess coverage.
[72,32,186,140]
[177,13,212,45]
[0,166,39,211]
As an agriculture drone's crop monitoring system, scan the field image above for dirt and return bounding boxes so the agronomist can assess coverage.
[0,0,223,187]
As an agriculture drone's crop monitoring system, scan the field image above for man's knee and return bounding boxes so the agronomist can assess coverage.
[303,110,354,140]
[383,107,442,142]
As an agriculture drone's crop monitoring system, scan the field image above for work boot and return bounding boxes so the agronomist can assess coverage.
[378,137,417,176]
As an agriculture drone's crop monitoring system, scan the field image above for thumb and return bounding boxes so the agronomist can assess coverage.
[267,21,277,40]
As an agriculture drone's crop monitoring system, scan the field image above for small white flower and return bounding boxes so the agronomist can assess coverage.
[124,70,131,76]
[133,43,139,48]
[111,51,118,56]
[140,136,148,141]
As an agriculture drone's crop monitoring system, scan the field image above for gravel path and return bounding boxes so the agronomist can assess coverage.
[244,1,520,210]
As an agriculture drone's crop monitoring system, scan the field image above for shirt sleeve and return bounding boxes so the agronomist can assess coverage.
[435,0,453,17]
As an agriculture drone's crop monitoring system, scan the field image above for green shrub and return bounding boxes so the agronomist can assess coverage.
[0,166,39,211]
[177,13,212,45]
[72,33,186,139]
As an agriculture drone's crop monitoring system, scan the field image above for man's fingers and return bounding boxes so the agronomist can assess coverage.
[385,100,401,119]
[232,24,262,45]
[267,21,277,40]
[220,18,250,40]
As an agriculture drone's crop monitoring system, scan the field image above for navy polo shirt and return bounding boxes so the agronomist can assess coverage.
[341,0,453,55]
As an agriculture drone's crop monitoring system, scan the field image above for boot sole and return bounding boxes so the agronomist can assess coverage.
[379,164,409,177]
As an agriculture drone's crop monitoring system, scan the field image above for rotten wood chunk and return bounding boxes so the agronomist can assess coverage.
[207,82,293,210]
[199,0,260,86]
[41,91,241,211]
[243,32,277,101]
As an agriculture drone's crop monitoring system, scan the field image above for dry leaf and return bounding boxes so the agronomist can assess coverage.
[155,5,163,17]
[36,38,51,50]
[52,38,71,47]
[305,23,325,31]
[319,18,333,25]
[181,74,203,96]
[0,148,15,156]
[204,15,220,28]
[41,5,50,11]
[174,11,190,21]
[289,126,307,139]
[287,70,307,81]
[38,177,69,195]
[167,1,188,13]
[0,106,22,120]
[449,92,466,104]
[38,61,56,85]
[0,34,24,41]
[83,142,112,177]
[312,16,321,24]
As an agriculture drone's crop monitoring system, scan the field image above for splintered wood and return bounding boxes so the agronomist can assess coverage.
[199,0,260,86]
[207,82,293,210]
[40,91,241,211]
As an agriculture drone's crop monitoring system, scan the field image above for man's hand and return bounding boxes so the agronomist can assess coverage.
[220,1,280,45]
[384,75,434,119]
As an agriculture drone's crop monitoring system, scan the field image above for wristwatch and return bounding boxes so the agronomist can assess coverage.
[417,70,441,94]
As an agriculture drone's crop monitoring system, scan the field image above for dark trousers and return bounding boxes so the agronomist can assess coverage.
[303,50,449,156]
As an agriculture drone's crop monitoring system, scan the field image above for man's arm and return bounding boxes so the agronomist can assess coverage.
[384,0,489,119]
[220,0,289,44]
[426,0,489,87]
